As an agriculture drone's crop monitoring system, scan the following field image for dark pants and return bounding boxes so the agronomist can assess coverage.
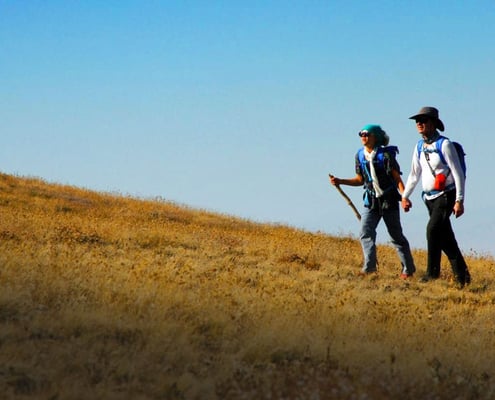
[424,190,469,284]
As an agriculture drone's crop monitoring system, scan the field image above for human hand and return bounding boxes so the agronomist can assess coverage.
[329,175,340,186]
[401,198,412,212]
[453,201,464,218]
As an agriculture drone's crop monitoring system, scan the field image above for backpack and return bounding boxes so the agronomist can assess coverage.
[357,145,399,189]
[416,136,466,178]
[357,146,400,208]
[357,146,399,179]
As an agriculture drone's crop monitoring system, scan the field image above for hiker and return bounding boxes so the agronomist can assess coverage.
[401,107,471,287]
[330,124,416,278]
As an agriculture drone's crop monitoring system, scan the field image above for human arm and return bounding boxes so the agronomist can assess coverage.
[390,168,413,212]
[330,150,366,187]
[329,174,364,187]
[441,140,465,217]
[401,145,422,212]
[391,169,405,194]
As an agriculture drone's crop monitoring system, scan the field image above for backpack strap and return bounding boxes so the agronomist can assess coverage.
[435,136,448,165]
[358,146,398,194]
[416,139,423,159]
[417,136,447,160]
[357,148,373,184]
[417,136,450,178]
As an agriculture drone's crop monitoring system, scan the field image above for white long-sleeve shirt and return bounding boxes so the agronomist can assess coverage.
[402,136,465,203]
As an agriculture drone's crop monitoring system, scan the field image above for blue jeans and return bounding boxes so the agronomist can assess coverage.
[360,205,416,274]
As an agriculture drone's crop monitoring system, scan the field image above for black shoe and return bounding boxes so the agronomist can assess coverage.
[454,280,466,289]
[465,269,471,285]
[454,270,471,287]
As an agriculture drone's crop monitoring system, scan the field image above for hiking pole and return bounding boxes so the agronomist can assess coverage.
[328,174,361,221]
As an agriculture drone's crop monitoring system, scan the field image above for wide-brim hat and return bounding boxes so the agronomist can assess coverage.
[409,106,444,131]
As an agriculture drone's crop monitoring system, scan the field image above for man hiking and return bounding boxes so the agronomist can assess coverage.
[401,106,471,288]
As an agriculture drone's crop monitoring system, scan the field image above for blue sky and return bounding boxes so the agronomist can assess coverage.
[1,1,494,257]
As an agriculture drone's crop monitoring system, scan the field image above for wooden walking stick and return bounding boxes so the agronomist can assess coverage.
[328,174,381,267]
[328,174,361,221]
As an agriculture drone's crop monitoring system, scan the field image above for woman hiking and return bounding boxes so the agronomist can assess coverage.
[330,124,416,278]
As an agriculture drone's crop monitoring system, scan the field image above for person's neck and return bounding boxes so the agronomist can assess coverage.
[423,130,440,144]
[364,144,376,152]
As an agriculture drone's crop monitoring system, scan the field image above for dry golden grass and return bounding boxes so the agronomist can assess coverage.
[1,172,494,399]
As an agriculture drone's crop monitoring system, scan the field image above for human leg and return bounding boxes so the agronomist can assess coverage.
[359,207,380,273]
[424,196,445,278]
[440,191,470,285]
[383,208,416,275]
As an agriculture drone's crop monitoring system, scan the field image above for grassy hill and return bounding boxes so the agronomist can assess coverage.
[1,172,494,399]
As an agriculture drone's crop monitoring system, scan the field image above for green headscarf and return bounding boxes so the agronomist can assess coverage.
[360,124,390,147]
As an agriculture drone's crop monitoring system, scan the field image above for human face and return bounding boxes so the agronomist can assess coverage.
[415,117,436,136]
[358,130,376,148]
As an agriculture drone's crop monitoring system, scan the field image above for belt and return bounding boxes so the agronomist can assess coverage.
[423,183,455,197]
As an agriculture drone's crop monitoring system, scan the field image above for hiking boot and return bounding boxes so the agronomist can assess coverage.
[465,269,471,285]
[400,273,413,280]
[454,280,465,289]
[454,269,471,287]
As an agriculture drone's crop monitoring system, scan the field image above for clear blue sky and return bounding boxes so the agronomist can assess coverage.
[1,1,494,257]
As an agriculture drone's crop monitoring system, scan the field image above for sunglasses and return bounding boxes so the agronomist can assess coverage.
[415,117,430,124]
[358,130,370,137]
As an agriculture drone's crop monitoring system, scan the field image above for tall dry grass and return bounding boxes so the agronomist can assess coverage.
[1,172,494,399]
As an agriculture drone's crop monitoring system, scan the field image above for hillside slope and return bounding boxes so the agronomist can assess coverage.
[1,173,494,399]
